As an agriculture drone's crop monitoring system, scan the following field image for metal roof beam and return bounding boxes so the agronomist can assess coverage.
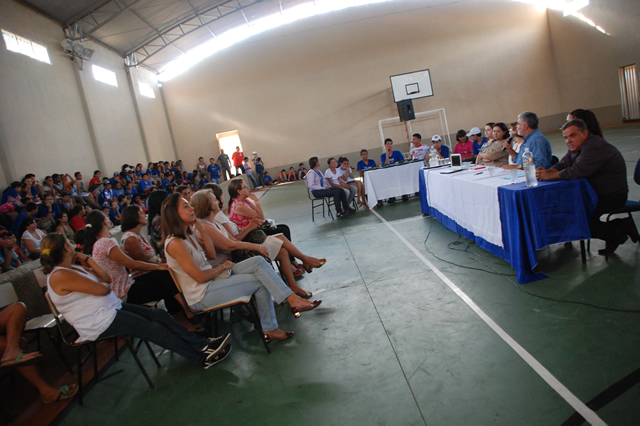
[66,0,146,40]
[125,0,262,61]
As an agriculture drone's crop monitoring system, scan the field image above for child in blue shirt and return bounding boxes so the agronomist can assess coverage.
[207,159,221,184]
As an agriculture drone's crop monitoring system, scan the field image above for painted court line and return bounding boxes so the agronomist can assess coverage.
[371,209,606,426]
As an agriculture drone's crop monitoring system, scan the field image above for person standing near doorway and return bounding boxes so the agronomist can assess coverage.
[232,146,244,176]
[217,149,232,181]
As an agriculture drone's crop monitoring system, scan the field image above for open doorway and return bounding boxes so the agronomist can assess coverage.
[216,130,243,172]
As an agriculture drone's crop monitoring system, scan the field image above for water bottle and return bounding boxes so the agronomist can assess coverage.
[522,148,538,187]
[429,146,438,167]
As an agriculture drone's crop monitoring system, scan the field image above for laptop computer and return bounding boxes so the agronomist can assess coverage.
[440,154,464,174]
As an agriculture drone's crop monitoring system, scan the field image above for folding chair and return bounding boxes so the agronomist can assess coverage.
[0,282,72,373]
[45,292,160,405]
[168,269,271,354]
[306,187,335,221]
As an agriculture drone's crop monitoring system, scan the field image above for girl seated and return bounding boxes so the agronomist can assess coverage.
[75,211,196,331]
[277,170,287,183]
[41,234,231,370]
[162,193,321,342]
[339,157,366,208]
[286,167,297,182]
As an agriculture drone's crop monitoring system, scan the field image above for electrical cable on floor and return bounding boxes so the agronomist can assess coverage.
[423,218,640,313]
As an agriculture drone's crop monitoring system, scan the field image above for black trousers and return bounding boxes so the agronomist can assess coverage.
[590,193,628,243]
[127,270,182,315]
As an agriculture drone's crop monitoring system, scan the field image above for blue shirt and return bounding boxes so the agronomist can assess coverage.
[38,203,61,219]
[472,140,485,156]
[2,189,20,205]
[0,247,19,270]
[515,129,552,169]
[207,164,221,179]
[138,180,152,194]
[263,175,272,185]
[380,150,404,164]
[356,159,377,170]
[438,145,450,159]
[11,211,33,233]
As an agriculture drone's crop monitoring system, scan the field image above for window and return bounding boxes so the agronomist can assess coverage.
[92,64,118,87]
[138,82,155,98]
[2,29,50,64]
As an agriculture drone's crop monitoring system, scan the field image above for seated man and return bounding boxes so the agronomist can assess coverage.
[503,111,552,170]
[410,133,429,160]
[380,138,408,203]
[0,230,21,272]
[277,169,288,183]
[263,171,273,186]
[536,119,636,255]
[99,180,115,206]
[431,135,450,158]
[137,173,154,196]
[286,167,297,182]
[297,163,308,180]
[380,138,404,165]
[305,157,349,218]
[356,149,377,178]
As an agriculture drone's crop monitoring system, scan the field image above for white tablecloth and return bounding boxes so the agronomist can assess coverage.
[364,162,425,207]
[422,167,523,247]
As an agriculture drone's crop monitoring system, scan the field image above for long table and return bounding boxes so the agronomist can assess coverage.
[363,161,425,207]
[419,167,598,283]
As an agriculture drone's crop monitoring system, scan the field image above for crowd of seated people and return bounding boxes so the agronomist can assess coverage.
[1,164,334,404]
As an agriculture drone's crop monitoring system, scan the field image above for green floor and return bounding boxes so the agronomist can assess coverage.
[58,126,640,425]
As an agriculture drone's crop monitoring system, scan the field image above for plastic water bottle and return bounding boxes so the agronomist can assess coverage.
[522,148,538,187]
[429,146,438,167]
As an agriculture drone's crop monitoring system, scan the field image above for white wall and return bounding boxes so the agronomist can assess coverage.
[0,0,97,188]
[162,1,565,172]
[0,0,175,190]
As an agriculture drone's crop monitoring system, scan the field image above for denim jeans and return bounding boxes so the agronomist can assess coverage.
[256,169,264,186]
[99,303,208,364]
[247,174,258,188]
[191,257,292,332]
[210,178,220,184]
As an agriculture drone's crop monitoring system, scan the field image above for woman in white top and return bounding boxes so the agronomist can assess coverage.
[191,189,324,299]
[504,122,524,165]
[20,218,46,260]
[162,194,321,342]
[41,233,230,369]
[338,157,366,207]
[325,158,357,209]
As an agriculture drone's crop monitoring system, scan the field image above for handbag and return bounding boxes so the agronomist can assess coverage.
[243,228,267,244]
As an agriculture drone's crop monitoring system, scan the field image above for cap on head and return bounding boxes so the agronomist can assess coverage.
[431,135,442,142]
[466,127,481,137]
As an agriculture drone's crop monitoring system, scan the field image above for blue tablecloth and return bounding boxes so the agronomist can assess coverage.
[419,171,598,283]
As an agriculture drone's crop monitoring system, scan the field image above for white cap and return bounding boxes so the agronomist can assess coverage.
[431,135,442,141]
[252,151,257,155]
[467,127,481,137]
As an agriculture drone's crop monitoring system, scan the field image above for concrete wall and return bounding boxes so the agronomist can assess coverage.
[162,1,568,173]
[0,0,97,189]
[0,0,174,190]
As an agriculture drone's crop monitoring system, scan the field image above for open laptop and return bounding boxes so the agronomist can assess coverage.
[440,154,464,174]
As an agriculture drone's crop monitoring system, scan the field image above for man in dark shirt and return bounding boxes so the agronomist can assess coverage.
[217,149,232,181]
[536,119,635,255]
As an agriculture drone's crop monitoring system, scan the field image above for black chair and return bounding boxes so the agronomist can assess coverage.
[45,293,160,405]
[306,187,334,221]
[586,158,640,260]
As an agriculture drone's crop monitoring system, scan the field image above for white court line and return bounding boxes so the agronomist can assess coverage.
[371,209,606,426]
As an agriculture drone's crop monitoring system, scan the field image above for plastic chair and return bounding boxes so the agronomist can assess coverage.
[306,187,335,221]
[167,269,271,354]
[44,292,160,405]
[0,282,72,373]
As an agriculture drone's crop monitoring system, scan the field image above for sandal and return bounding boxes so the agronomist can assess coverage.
[303,259,326,273]
[263,331,294,343]
[294,290,313,299]
[0,351,42,368]
[43,384,78,404]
